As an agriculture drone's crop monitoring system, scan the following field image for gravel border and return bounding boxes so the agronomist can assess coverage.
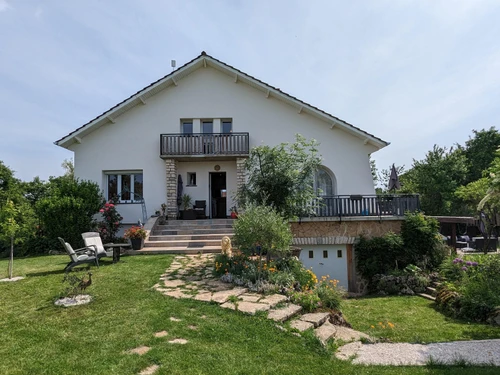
[336,339,500,366]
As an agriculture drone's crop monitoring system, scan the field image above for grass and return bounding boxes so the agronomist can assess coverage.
[0,256,499,375]
[343,295,500,343]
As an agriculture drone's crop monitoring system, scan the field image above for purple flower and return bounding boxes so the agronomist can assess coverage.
[472,262,478,266]
[461,266,468,271]
[453,258,463,264]
[466,261,473,266]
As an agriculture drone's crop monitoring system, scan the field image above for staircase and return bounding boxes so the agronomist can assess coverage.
[137,219,234,254]
[417,283,438,301]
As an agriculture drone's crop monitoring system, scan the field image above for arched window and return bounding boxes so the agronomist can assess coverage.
[315,166,336,196]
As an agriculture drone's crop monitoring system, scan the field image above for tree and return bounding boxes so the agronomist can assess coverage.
[464,127,500,184]
[238,135,322,219]
[61,158,75,180]
[0,200,20,279]
[400,145,467,215]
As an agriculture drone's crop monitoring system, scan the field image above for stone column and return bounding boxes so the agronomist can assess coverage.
[236,157,247,193]
[165,159,178,220]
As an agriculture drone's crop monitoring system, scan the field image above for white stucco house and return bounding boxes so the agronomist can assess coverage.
[55,52,418,291]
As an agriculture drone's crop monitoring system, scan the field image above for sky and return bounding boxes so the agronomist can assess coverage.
[1,0,500,181]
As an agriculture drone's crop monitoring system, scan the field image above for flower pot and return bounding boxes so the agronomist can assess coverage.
[230,212,238,219]
[130,238,144,250]
[181,210,196,220]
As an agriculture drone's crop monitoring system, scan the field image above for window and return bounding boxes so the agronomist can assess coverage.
[106,172,143,202]
[182,121,193,134]
[337,250,343,258]
[187,172,196,186]
[314,166,335,196]
[308,250,314,259]
[221,120,232,133]
[323,250,328,258]
[202,121,213,134]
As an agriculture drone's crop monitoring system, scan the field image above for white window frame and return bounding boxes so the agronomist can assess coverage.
[314,166,336,196]
[105,171,143,203]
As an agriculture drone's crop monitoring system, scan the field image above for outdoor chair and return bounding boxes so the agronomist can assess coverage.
[81,232,113,259]
[58,237,98,272]
[193,200,207,219]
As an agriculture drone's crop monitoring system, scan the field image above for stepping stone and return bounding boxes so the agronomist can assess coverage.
[333,326,373,343]
[211,288,248,304]
[154,330,168,338]
[170,317,181,322]
[127,346,151,355]
[290,320,314,332]
[200,315,207,319]
[300,312,330,328]
[139,364,159,375]
[164,279,185,288]
[168,338,188,344]
[188,325,198,330]
[163,289,191,299]
[259,294,287,308]
[194,292,213,302]
[220,301,270,315]
[314,321,337,344]
[239,293,262,303]
[267,304,302,322]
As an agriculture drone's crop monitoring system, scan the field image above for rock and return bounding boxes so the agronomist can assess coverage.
[259,294,288,308]
[139,365,160,375]
[239,293,262,302]
[169,317,181,322]
[333,326,373,343]
[54,295,92,307]
[329,311,352,328]
[163,289,191,299]
[314,321,337,344]
[168,338,188,344]
[154,331,168,338]
[335,341,362,361]
[0,276,24,282]
[194,293,213,302]
[126,346,151,355]
[220,301,270,315]
[164,279,185,288]
[290,319,314,332]
[267,304,302,322]
[300,312,330,328]
[211,288,248,304]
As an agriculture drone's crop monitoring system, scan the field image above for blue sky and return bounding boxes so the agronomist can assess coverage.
[1,0,499,182]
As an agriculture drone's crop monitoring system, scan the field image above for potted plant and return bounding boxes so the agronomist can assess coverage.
[181,194,196,220]
[124,226,147,250]
[230,206,238,219]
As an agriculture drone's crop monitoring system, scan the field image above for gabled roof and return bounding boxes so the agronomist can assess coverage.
[55,52,389,149]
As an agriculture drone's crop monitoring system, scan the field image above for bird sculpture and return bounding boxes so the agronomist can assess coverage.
[78,272,92,292]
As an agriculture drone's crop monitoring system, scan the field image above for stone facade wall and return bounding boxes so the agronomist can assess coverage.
[236,157,247,192]
[291,219,402,240]
[165,159,178,220]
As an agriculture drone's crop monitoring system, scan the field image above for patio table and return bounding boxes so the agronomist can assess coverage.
[104,243,131,263]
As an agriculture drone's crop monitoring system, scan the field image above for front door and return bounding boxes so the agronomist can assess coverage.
[209,172,227,219]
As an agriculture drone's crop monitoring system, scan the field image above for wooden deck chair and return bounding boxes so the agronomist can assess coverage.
[58,237,98,272]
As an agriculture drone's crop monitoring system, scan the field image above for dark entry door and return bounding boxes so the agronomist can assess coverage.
[209,172,227,219]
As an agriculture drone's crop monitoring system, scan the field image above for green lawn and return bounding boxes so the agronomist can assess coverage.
[343,296,500,344]
[0,255,499,375]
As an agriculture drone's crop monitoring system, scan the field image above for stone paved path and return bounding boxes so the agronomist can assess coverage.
[153,254,371,346]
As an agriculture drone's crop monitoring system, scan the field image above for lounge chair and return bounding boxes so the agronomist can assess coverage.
[58,237,98,272]
[81,232,112,258]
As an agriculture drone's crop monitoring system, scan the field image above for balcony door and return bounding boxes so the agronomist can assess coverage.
[202,121,214,154]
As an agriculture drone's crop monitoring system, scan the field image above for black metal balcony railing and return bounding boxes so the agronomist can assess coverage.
[312,194,420,218]
[160,133,249,157]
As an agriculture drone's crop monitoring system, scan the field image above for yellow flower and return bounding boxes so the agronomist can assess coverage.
[370,325,375,329]
[388,322,395,328]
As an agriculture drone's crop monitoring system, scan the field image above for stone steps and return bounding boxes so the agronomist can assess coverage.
[152,228,233,236]
[149,233,234,241]
[129,246,221,255]
[417,292,436,301]
[154,254,373,348]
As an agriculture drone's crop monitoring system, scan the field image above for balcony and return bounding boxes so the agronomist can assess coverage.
[312,194,420,218]
[160,133,249,159]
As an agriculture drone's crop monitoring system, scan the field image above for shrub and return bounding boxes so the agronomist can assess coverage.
[98,197,123,243]
[316,276,344,310]
[289,290,321,312]
[233,204,293,258]
[400,212,446,270]
[372,273,429,295]
[355,232,404,284]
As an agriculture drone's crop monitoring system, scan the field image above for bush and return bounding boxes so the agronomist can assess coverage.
[233,204,293,258]
[316,276,344,310]
[355,232,403,284]
[400,212,446,270]
[36,178,102,249]
[372,273,429,295]
[289,290,321,312]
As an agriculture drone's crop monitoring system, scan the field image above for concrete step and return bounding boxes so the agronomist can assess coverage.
[417,293,436,301]
[156,219,234,227]
[127,246,221,255]
[426,286,437,295]
[145,239,222,248]
[148,233,233,241]
[152,228,234,236]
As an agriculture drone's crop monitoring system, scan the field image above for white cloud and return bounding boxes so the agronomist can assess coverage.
[0,0,11,12]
